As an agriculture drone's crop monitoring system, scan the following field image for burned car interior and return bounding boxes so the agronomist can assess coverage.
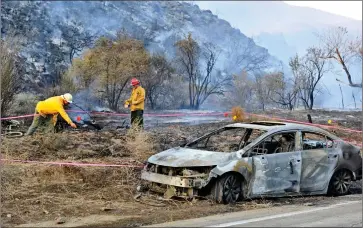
[249,132,296,155]
[302,132,334,149]
[184,127,266,152]
[184,122,335,156]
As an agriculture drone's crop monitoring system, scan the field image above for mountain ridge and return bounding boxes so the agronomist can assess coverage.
[1,1,280,93]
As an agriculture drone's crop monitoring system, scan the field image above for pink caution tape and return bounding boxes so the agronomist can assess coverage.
[339,138,362,147]
[0,110,361,134]
[0,110,228,120]
[0,114,38,120]
[249,113,362,134]
[0,159,144,168]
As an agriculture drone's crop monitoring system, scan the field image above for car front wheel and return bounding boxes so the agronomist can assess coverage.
[211,173,243,204]
[328,169,352,196]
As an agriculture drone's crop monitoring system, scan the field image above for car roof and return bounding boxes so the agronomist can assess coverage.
[225,121,339,139]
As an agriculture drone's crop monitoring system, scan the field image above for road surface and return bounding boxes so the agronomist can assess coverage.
[146,195,362,227]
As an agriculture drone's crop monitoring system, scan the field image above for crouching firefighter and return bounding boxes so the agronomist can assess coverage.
[124,78,145,129]
[25,93,77,135]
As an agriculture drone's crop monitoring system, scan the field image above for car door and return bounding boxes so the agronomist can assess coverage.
[299,131,338,192]
[250,131,302,196]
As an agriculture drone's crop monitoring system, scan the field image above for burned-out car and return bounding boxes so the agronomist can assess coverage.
[140,121,362,204]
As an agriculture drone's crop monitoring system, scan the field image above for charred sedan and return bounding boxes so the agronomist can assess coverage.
[140,121,362,204]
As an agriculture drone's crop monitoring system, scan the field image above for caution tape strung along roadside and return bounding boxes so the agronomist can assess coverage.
[0,110,228,120]
[0,114,38,120]
[0,159,144,168]
[339,138,362,147]
[247,113,362,134]
[1,110,362,134]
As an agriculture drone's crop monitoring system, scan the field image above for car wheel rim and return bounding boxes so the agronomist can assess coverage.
[333,170,351,194]
[223,175,241,203]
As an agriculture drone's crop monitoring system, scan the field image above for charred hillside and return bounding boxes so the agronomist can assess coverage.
[1,1,279,93]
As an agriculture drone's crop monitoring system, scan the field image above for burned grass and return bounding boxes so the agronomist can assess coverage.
[1,109,362,227]
[2,162,277,227]
[1,163,141,225]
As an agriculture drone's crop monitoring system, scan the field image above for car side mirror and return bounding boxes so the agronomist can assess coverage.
[327,141,333,148]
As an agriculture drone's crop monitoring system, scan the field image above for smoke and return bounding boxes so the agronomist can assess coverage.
[65,88,115,124]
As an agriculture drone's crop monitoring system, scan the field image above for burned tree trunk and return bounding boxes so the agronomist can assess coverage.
[339,84,344,109]
[335,48,362,88]
[307,114,313,123]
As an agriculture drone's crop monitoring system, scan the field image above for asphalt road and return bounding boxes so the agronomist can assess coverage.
[146,195,362,227]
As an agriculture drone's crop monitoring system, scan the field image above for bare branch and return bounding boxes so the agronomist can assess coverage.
[318,26,362,88]
[175,34,228,109]
[226,38,270,74]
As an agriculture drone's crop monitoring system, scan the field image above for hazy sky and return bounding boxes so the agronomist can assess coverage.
[284,1,362,20]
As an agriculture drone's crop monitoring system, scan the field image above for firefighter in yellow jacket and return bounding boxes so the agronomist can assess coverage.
[124,78,145,128]
[25,93,77,135]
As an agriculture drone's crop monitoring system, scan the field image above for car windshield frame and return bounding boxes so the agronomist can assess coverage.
[184,126,268,153]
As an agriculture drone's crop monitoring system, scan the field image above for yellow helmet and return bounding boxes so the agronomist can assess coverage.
[61,93,73,103]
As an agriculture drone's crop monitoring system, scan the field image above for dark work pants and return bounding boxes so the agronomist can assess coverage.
[25,111,55,135]
[131,110,144,128]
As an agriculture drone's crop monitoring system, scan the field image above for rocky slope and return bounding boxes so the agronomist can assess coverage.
[1,1,279,92]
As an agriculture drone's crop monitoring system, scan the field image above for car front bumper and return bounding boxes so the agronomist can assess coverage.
[141,170,208,188]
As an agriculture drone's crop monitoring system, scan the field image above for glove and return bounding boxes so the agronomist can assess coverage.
[124,104,129,109]
[70,123,77,128]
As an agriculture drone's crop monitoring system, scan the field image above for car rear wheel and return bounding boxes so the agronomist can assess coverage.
[210,173,243,204]
[328,169,352,196]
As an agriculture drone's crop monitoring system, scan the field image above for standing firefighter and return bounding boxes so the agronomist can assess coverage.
[124,78,145,128]
[25,93,77,135]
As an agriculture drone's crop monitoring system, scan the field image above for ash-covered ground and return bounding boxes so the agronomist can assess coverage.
[1,109,361,227]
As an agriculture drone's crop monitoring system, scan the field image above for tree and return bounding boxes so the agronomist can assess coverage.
[253,73,273,111]
[58,19,95,64]
[318,27,362,88]
[289,48,329,110]
[0,38,23,115]
[143,54,174,110]
[228,71,255,109]
[175,33,229,109]
[44,41,69,86]
[175,33,199,108]
[70,33,149,110]
[70,50,99,88]
[268,72,299,111]
[225,38,270,74]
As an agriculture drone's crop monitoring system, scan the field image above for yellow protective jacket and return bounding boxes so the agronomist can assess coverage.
[35,96,73,125]
[125,86,145,111]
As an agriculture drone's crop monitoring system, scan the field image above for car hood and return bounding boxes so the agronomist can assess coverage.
[147,147,236,167]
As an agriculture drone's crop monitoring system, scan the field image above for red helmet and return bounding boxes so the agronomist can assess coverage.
[131,78,140,86]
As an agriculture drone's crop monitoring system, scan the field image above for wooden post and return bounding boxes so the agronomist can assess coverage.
[307,114,312,123]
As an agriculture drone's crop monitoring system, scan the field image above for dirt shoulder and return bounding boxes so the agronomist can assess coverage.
[1,109,362,227]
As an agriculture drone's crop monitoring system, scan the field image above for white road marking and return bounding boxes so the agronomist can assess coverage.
[342,194,362,198]
[206,201,361,227]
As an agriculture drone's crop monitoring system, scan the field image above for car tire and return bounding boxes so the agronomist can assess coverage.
[210,173,243,204]
[327,169,352,196]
